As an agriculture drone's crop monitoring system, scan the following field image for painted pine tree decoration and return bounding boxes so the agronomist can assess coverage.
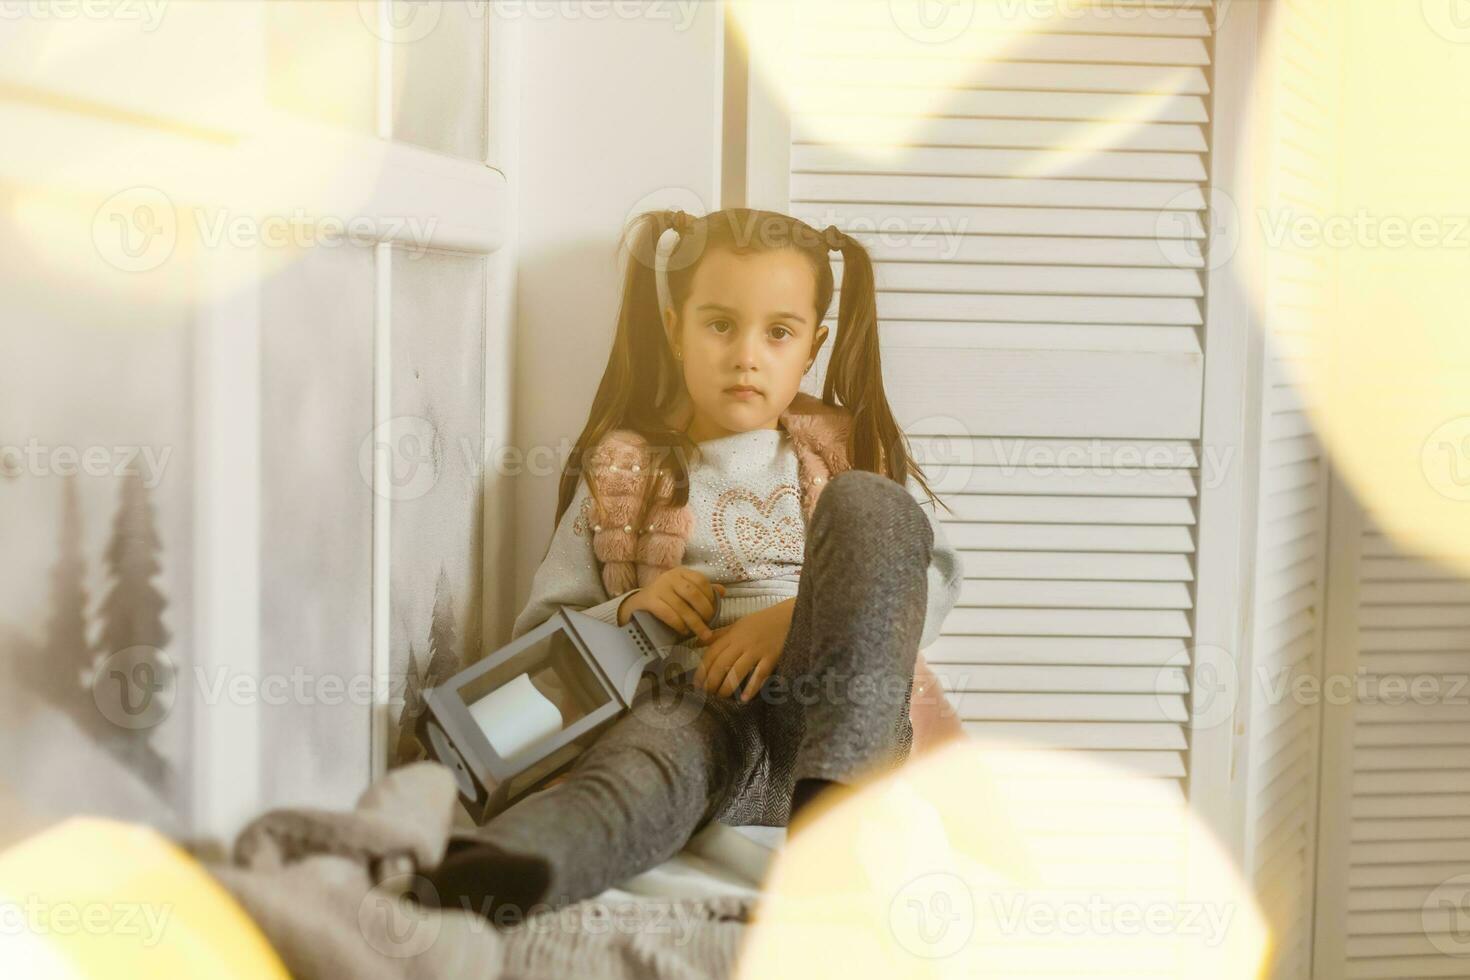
[93,472,174,795]
[37,477,95,724]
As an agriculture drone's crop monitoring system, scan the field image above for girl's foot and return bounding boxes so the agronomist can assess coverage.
[419,839,553,927]
[787,776,853,836]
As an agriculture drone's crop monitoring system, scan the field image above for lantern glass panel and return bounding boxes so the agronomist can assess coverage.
[456,628,613,752]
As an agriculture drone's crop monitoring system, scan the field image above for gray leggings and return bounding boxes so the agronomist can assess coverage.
[438,470,934,912]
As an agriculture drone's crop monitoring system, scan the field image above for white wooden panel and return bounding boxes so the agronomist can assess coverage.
[853,235,1207,268]
[945,607,1192,637]
[843,260,1204,296]
[962,720,1188,750]
[791,58,1212,95]
[878,323,1202,353]
[938,494,1196,525]
[806,30,1211,61]
[926,469,1197,498]
[1361,581,1470,605]
[930,663,1188,693]
[386,249,488,773]
[959,580,1194,609]
[1222,6,1337,977]
[913,433,1199,463]
[844,290,1203,325]
[0,3,273,131]
[792,2,1214,37]
[926,635,1187,666]
[1354,721,1470,747]
[0,106,511,255]
[950,693,1188,723]
[6,1,513,834]
[796,143,1207,181]
[1319,507,1470,980]
[883,348,1204,439]
[955,551,1194,581]
[794,172,1206,209]
[793,114,1208,152]
[945,523,1194,552]
[790,86,1211,123]
[792,201,1206,239]
[259,242,375,809]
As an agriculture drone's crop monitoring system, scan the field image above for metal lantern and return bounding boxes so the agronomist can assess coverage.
[417,604,692,823]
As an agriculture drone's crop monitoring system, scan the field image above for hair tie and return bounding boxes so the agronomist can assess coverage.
[821,225,848,251]
[655,213,687,315]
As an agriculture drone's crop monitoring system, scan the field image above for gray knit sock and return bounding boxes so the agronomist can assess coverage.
[789,777,841,826]
[421,839,553,927]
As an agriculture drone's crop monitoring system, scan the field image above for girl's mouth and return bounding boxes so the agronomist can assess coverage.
[724,385,761,400]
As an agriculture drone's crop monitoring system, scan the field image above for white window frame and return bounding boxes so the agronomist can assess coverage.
[0,4,520,837]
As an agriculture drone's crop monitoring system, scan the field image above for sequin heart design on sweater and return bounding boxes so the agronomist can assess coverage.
[711,484,805,581]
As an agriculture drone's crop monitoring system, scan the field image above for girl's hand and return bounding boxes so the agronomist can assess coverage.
[693,598,796,701]
[617,566,726,643]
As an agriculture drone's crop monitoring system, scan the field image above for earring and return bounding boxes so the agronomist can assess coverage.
[674,348,683,361]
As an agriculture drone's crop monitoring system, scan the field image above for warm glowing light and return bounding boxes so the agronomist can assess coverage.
[0,1,390,310]
[1237,0,1470,571]
[737,739,1271,978]
[729,0,1200,176]
[0,818,288,978]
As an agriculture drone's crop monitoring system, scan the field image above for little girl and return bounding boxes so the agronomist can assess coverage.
[425,207,965,922]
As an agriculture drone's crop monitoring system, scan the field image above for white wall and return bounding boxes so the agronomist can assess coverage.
[509,3,725,622]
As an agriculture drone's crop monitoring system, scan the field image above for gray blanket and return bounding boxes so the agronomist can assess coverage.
[206,762,755,980]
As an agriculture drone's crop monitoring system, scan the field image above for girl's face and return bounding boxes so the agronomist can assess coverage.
[664,247,829,443]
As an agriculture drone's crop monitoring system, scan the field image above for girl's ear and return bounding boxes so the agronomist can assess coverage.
[807,324,830,370]
[662,304,679,351]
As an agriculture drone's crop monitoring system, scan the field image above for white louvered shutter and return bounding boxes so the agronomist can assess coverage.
[1238,1,1338,978]
[758,0,1222,803]
[1245,4,1470,975]
[1313,501,1470,980]
[1240,0,1346,975]
[1244,361,1331,980]
[1241,3,1470,978]
[1245,383,1330,980]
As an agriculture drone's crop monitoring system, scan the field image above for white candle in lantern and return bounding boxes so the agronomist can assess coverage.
[468,672,565,759]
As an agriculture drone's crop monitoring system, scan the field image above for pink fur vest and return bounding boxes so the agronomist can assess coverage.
[580,391,963,755]
[583,392,852,596]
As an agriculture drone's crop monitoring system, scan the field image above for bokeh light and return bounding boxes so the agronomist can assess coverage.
[1237,0,1470,572]
[0,818,288,978]
[728,0,1193,175]
[1,1,388,313]
[738,739,1271,978]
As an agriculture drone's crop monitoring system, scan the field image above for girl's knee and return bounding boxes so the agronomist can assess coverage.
[817,469,920,519]
[811,470,931,552]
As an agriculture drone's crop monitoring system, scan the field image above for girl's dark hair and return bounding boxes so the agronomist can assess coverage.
[554,207,941,530]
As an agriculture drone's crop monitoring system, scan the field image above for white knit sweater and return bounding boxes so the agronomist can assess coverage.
[512,427,964,672]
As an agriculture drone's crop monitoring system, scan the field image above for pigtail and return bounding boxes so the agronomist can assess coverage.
[824,235,945,511]
[554,209,697,537]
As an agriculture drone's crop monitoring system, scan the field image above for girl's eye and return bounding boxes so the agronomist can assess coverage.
[705,320,792,339]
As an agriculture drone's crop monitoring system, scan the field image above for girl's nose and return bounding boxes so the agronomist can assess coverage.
[732,333,761,371]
